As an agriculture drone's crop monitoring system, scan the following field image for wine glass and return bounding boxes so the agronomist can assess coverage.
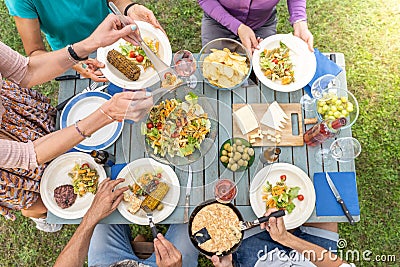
[214,178,237,203]
[300,74,341,111]
[315,137,361,165]
[173,50,197,88]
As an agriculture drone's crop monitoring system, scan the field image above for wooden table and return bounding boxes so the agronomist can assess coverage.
[47,53,360,225]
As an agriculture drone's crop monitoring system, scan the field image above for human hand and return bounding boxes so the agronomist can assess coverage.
[209,255,233,267]
[260,208,290,245]
[84,178,128,225]
[126,4,166,35]
[237,24,260,54]
[293,21,314,52]
[154,233,182,267]
[101,90,153,122]
[73,59,108,82]
[87,14,137,50]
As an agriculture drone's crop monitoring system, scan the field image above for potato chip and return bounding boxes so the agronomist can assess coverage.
[202,48,249,88]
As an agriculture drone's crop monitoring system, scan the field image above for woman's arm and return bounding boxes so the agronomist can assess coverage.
[19,14,136,88]
[13,17,47,56]
[287,0,313,51]
[33,91,152,165]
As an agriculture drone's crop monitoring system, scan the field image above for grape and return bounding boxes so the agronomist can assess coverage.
[317,94,353,120]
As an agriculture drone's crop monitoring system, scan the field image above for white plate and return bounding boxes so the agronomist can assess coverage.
[249,163,315,229]
[253,34,316,92]
[40,152,106,219]
[60,91,123,152]
[97,21,172,89]
[116,158,180,225]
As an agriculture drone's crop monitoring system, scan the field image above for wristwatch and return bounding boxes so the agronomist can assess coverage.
[67,44,88,61]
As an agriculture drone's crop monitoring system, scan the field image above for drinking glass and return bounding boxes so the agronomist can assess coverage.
[173,50,197,88]
[259,147,281,164]
[214,178,237,203]
[300,74,341,111]
[315,137,361,165]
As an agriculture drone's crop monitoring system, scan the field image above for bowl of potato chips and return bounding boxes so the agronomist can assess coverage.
[198,38,252,90]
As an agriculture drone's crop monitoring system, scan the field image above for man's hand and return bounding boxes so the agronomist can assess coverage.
[210,255,233,267]
[237,24,260,54]
[126,4,166,34]
[154,233,182,267]
[260,208,290,245]
[84,178,128,226]
[293,21,314,52]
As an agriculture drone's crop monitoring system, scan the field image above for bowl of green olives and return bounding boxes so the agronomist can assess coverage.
[219,138,255,172]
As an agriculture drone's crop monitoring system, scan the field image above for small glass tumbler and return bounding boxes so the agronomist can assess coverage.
[214,178,237,203]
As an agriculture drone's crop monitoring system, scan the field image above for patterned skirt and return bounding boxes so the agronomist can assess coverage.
[0,80,56,220]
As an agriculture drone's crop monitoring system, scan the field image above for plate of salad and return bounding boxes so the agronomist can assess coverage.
[249,163,315,229]
[97,21,172,89]
[252,34,316,92]
[141,88,217,166]
[116,158,180,224]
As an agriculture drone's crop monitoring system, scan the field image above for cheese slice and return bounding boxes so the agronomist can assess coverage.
[260,107,283,131]
[233,104,259,135]
[270,101,289,120]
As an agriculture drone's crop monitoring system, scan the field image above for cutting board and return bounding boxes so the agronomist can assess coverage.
[232,103,304,147]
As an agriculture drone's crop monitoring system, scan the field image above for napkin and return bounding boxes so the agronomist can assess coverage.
[304,48,343,97]
[111,163,127,180]
[314,172,360,216]
[107,83,123,96]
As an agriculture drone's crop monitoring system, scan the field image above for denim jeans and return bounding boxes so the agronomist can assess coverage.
[233,226,339,267]
[88,224,199,267]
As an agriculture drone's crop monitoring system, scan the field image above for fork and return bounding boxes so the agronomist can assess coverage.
[86,81,98,91]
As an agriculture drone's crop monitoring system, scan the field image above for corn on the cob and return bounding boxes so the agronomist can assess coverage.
[107,49,141,81]
[141,182,170,211]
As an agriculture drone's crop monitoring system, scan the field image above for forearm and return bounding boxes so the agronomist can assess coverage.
[33,108,111,165]
[280,233,344,267]
[20,37,97,88]
[54,216,97,267]
[287,0,307,25]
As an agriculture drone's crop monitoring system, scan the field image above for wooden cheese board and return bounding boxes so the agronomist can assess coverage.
[232,103,304,147]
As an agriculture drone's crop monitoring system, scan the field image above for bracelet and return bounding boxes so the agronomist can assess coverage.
[124,2,138,16]
[292,18,307,25]
[74,120,91,139]
[99,107,115,121]
[67,44,89,61]
[66,47,79,64]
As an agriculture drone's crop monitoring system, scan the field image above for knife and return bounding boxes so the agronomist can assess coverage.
[55,74,86,81]
[325,172,355,225]
[184,165,193,223]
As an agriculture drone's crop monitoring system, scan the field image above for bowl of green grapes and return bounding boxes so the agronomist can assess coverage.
[315,88,359,129]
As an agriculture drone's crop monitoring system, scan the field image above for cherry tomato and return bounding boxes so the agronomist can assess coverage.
[297,194,304,201]
[136,55,144,63]
[129,51,135,58]
[81,163,90,169]
[156,173,162,178]
[146,122,154,129]
[156,122,163,130]
[272,58,279,64]
[280,175,287,181]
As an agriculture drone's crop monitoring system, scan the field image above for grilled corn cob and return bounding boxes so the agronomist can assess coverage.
[141,182,170,211]
[107,49,141,81]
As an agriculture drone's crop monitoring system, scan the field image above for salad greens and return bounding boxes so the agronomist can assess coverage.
[262,179,300,214]
[142,93,211,158]
[259,42,295,85]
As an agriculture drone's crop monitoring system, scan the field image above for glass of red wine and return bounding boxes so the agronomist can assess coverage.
[173,50,197,88]
[214,178,237,203]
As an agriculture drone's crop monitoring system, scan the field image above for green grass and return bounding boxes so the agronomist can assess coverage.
[1,0,399,266]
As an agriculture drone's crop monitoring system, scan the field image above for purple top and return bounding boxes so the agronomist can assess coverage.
[198,0,307,35]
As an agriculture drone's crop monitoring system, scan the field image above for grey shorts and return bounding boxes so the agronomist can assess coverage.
[201,9,278,46]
